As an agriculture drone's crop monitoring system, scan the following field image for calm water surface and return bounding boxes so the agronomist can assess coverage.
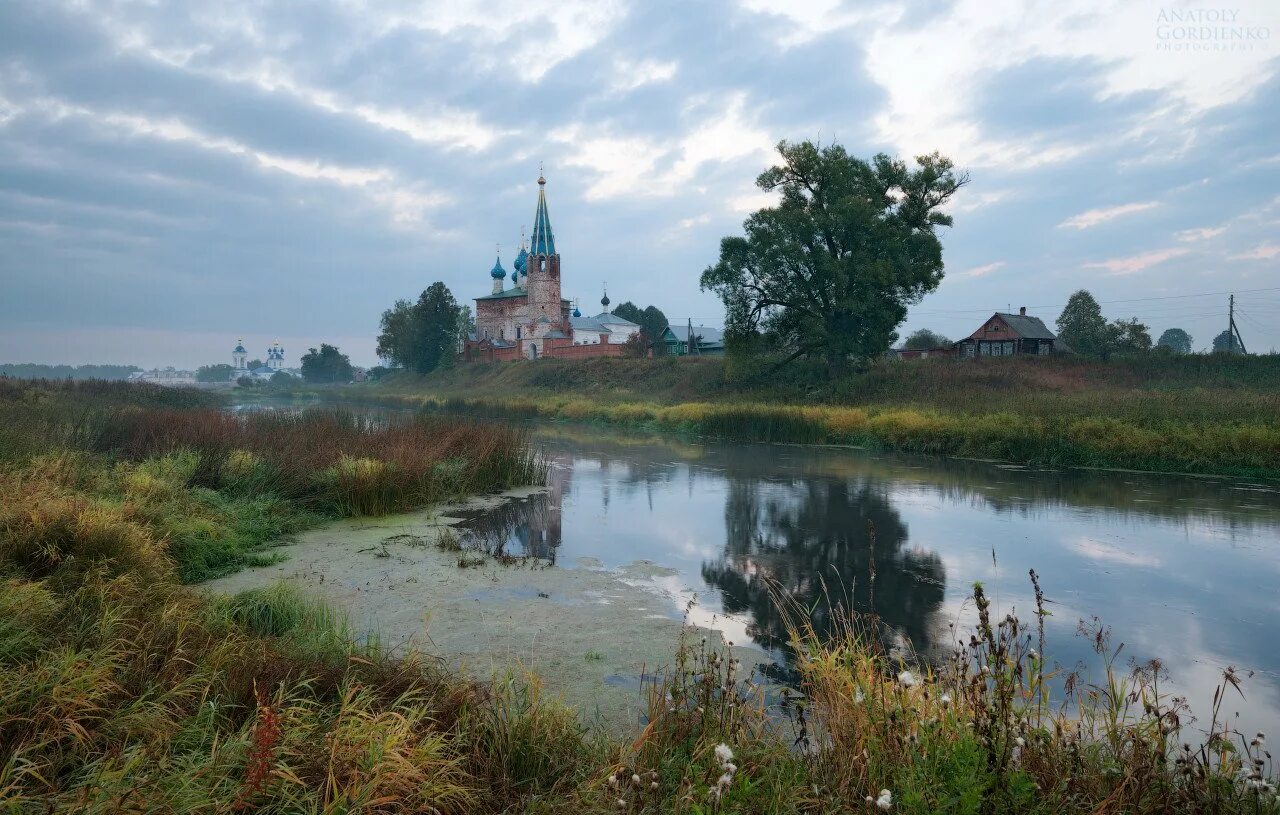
[459,422,1280,734]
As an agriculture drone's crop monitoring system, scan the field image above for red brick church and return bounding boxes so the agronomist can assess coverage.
[463,174,641,362]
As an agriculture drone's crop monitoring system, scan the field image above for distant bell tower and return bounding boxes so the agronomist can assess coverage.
[526,170,561,317]
[233,338,247,371]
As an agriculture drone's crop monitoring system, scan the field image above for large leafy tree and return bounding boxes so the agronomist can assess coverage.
[1107,318,1152,355]
[902,328,951,350]
[1056,290,1110,357]
[376,282,461,374]
[612,301,670,353]
[700,140,967,376]
[1156,327,1192,354]
[300,344,354,383]
[1212,329,1239,353]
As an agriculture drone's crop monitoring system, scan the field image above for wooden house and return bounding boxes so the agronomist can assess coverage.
[954,307,1063,358]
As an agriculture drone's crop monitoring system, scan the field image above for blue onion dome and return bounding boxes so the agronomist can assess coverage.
[234,339,246,354]
[572,306,581,318]
[511,270,518,285]
[490,253,506,279]
[601,292,610,309]
[514,246,528,275]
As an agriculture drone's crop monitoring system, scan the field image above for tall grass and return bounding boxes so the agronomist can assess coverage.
[0,379,543,582]
[364,355,1280,477]
[2,378,1276,812]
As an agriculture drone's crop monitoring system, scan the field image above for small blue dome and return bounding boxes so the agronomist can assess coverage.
[511,270,518,284]
[490,254,506,279]
[514,247,528,275]
[572,306,581,317]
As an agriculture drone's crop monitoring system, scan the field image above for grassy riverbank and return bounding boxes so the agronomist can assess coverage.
[370,355,1280,478]
[2,379,1276,812]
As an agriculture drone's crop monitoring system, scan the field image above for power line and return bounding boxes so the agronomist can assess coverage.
[912,285,1280,315]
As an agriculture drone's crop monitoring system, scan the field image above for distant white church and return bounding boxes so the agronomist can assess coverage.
[232,339,293,381]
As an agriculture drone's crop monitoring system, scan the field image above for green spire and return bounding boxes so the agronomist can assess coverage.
[530,170,556,256]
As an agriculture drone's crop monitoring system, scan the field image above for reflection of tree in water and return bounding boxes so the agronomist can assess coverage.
[701,477,946,671]
[458,455,567,562]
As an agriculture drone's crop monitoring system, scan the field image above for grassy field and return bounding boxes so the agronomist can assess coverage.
[2,378,1276,812]
[368,355,1280,478]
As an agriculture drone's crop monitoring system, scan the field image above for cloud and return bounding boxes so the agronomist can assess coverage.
[1058,201,1160,230]
[1228,243,1280,261]
[1175,225,1227,242]
[961,261,1005,278]
[1083,247,1191,275]
[2,0,1280,365]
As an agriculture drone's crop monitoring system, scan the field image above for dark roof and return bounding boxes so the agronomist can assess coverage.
[476,286,529,301]
[543,329,569,339]
[993,312,1056,340]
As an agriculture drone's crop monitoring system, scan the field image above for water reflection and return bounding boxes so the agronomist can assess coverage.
[449,421,1280,733]
[701,478,945,668]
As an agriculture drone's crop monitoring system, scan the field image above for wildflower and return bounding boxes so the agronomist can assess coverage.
[616,799,627,808]
[723,763,736,774]
[717,772,734,791]
[1015,736,1026,748]
[854,687,866,703]
[608,775,618,788]
[897,670,917,688]
[876,789,893,810]
[650,782,659,790]
[714,743,734,766]
[939,693,951,707]
[632,774,641,786]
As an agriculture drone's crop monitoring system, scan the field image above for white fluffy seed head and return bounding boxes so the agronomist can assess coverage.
[714,743,734,765]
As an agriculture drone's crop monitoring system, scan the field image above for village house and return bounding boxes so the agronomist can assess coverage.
[895,307,1068,360]
[661,323,726,356]
[464,173,641,362]
[955,307,1063,358]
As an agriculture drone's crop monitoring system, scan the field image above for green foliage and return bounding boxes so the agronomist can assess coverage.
[196,363,235,382]
[300,343,354,383]
[1213,328,1243,354]
[1107,317,1152,355]
[1156,327,1192,354]
[701,140,967,375]
[902,328,951,350]
[1058,291,1156,359]
[377,282,462,374]
[1056,290,1110,357]
[612,301,670,353]
[0,363,140,380]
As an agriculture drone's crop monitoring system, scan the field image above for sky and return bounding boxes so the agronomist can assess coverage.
[1,0,1278,369]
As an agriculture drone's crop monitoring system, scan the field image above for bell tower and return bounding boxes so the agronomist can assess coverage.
[526,170,561,317]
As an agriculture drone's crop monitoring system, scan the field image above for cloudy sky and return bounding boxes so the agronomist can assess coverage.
[1,0,1278,368]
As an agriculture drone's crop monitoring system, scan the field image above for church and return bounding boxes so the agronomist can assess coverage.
[231,339,291,381]
[464,173,640,362]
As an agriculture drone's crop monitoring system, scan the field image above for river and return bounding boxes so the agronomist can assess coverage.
[212,410,1280,735]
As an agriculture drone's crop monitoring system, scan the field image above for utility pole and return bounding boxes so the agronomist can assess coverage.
[1228,293,1249,355]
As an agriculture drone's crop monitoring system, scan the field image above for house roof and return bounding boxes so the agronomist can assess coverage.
[544,329,569,339]
[991,312,1056,340]
[476,286,529,301]
[570,315,612,333]
[664,325,725,345]
[593,311,639,327]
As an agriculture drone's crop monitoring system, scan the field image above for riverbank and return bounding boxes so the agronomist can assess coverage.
[2,379,1276,812]
[367,355,1280,478]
